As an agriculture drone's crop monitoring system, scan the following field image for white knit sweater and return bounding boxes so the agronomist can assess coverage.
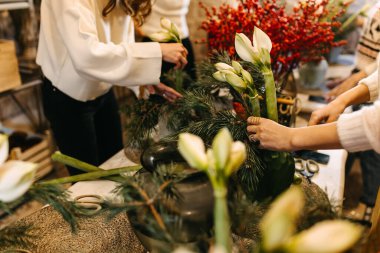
[337,58,380,153]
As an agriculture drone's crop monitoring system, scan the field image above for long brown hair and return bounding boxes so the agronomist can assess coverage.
[102,0,152,25]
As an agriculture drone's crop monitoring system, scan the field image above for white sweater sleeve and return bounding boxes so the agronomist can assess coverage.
[337,101,380,153]
[51,0,162,85]
[358,69,379,102]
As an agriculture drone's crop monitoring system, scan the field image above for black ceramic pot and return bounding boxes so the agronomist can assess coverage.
[128,142,214,252]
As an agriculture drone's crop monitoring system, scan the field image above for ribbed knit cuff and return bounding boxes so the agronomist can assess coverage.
[358,71,379,102]
[337,112,372,152]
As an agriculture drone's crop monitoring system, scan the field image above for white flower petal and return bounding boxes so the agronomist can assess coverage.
[213,71,227,82]
[235,33,255,62]
[261,187,304,251]
[178,133,208,170]
[289,220,363,253]
[225,72,247,93]
[0,161,37,203]
[170,23,181,42]
[231,61,243,74]
[215,63,235,72]
[160,17,172,31]
[212,128,232,170]
[225,141,246,175]
[0,134,8,165]
[253,26,272,53]
[149,31,173,42]
[241,69,253,85]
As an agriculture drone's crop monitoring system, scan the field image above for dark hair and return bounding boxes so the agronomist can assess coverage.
[102,0,152,26]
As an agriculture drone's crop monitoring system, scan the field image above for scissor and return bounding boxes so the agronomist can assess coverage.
[294,158,320,182]
[74,194,104,216]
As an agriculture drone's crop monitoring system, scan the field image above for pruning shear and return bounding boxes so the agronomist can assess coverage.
[294,158,320,182]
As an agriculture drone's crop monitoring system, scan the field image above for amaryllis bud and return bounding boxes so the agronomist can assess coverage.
[178,133,208,170]
[0,134,8,165]
[160,17,172,31]
[241,69,253,85]
[213,71,227,82]
[225,141,246,176]
[0,161,37,203]
[261,187,304,251]
[212,128,232,170]
[215,62,236,72]
[287,220,362,253]
[149,31,173,42]
[170,23,181,42]
[231,61,243,74]
[225,71,247,93]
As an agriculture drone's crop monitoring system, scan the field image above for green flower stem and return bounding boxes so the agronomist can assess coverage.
[52,152,100,172]
[175,69,183,93]
[214,188,232,253]
[38,165,142,185]
[51,152,131,182]
[247,87,261,117]
[263,71,278,122]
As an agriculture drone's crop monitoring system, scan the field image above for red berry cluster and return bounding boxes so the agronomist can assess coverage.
[200,0,347,82]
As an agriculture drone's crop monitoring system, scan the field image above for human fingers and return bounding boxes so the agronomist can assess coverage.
[247,116,261,125]
[308,111,325,126]
[246,125,259,135]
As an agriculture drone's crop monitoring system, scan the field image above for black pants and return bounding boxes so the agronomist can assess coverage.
[41,78,123,175]
[142,37,197,81]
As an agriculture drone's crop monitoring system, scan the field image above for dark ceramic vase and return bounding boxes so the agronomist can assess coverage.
[128,142,214,252]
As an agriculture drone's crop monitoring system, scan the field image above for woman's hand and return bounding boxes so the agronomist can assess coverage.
[160,43,188,69]
[308,99,346,126]
[325,71,366,102]
[246,116,294,151]
[147,82,182,102]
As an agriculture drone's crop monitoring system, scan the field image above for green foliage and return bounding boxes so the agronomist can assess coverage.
[27,184,80,232]
[0,225,36,248]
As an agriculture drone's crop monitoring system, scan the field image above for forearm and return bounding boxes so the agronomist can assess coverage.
[335,83,370,108]
[290,123,342,150]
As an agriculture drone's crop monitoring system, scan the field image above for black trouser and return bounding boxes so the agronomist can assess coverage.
[142,37,197,81]
[41,78,123,175]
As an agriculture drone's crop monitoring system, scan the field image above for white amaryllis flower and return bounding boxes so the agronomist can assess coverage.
[215,63,236,73]
[0,160,38,203]
[212,128,233,170]
[241,69,253,85]
[160,17,172,31]
[231,61,243,74]
[0,134,8,165]
[178,128,246,176]
[235,26,272,66]
[287,220,363,253]
[260,187,304,251]
[212,71,227,82]
[224,71,247,93]
[225,141,246,176]
[178,133,208,170]
[149,31,173,42]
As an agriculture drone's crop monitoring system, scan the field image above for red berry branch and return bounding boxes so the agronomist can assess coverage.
[200,0,348,85]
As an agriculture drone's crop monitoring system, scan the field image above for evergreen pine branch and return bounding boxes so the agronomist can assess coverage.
[162,88,217,132]
[0,225,36,248]
[123,94,166,149]
[27,184,79,232]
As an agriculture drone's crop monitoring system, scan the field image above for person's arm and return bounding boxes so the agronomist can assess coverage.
[309,83,371,125]
[47,0,186,85]
[246,117,341,151]
[247,101,380,153]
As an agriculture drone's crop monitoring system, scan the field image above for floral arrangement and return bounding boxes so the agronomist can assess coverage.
[200,0,350,85]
